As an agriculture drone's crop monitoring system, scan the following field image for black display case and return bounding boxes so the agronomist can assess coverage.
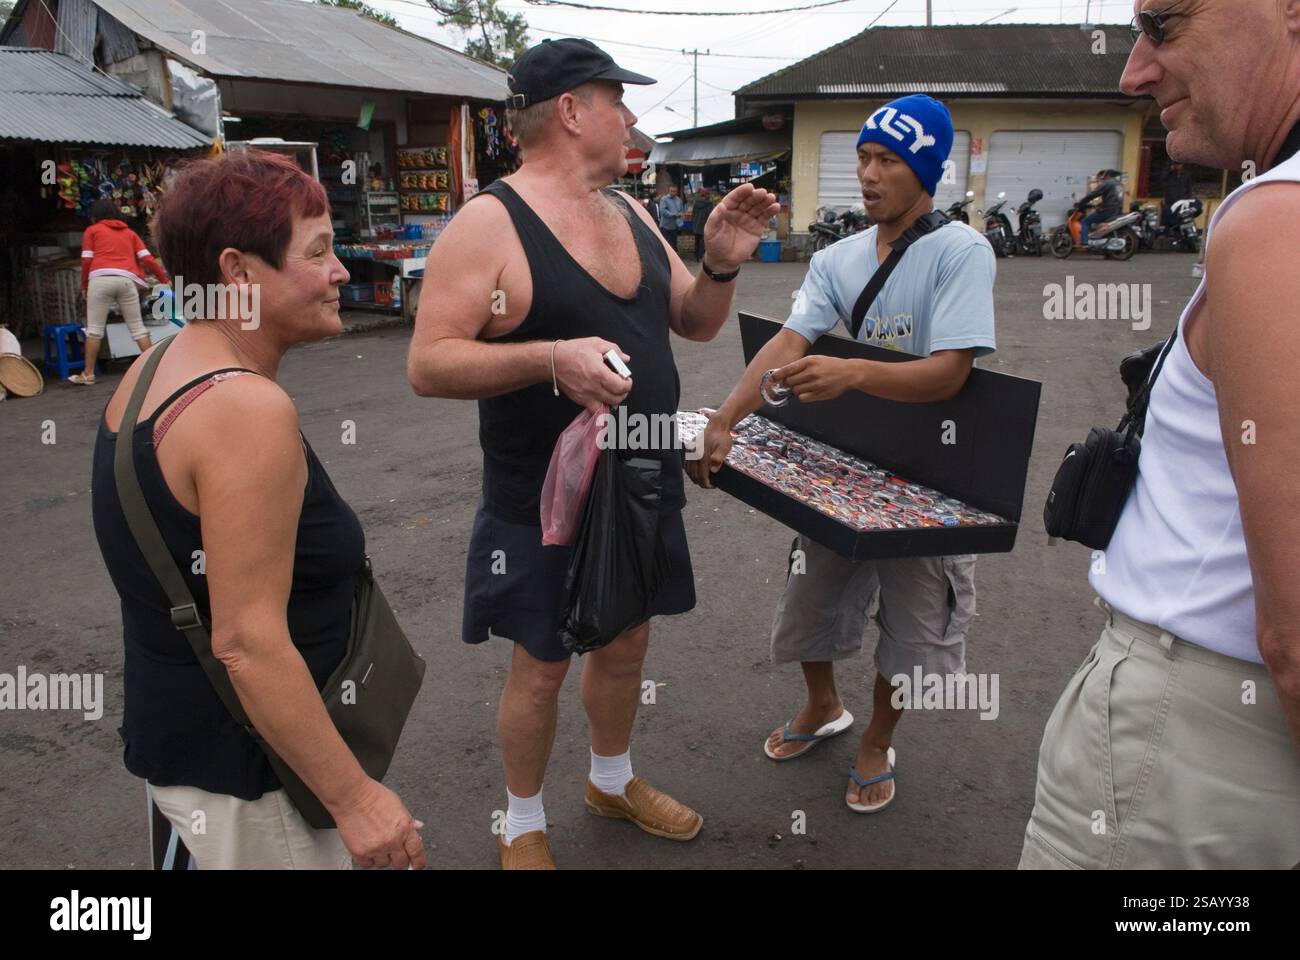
[691,313,1042,560]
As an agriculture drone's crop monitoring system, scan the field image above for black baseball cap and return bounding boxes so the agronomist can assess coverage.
[506,38,656,109]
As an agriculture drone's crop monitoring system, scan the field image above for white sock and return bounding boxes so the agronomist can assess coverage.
[504,787,546,846]
[590,748,633,796]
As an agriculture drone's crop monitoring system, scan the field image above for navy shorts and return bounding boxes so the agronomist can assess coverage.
[461,501,696,662]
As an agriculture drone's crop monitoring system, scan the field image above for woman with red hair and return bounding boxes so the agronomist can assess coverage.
[90,150,425,870]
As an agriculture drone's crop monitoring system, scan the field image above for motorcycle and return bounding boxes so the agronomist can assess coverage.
[1132,201,1160,251]
[1013,188,1045,256]
[806,203,871,253]
[1164,197,1201,252]
[1049,203,1141,260]
[841,203,871,235]
[944,190,975,224]
[982,192,1015,257]
[808,209,843,253]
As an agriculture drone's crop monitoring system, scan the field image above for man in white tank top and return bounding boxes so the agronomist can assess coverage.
[1019,0,1300,869]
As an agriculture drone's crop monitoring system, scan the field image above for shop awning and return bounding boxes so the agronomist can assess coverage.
[651,130,789,167]
[0,48,211,148]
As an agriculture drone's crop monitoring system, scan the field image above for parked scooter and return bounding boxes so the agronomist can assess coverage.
[1165,198,1203,253]
[839,203,871,236]
[808,209,844,253]
[1133,201,1160,251]
[944,190,975,224]
[806,203,871,253]
[982,192,1015,257]
[1049,203,1142,260]
[1013,188,1045,256]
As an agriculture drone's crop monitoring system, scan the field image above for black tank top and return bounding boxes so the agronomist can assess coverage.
[91,371,365,801]
[474,180,685,523]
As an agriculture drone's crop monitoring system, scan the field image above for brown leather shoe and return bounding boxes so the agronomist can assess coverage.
[498,831,556,870]
[584,777,703,841]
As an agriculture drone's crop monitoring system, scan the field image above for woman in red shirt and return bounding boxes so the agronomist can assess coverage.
[74,199,170,384]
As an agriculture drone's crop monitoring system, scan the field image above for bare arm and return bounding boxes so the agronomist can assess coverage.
[193,380,424,867]
[685,328,810,488]
[407,198,632,411]
[776,348,977,404]
[1204,185,1300,750]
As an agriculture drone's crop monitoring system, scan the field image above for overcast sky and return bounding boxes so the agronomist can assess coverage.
[363,0,1132,137]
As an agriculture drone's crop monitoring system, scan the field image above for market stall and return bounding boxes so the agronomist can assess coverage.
[0,49,210,357]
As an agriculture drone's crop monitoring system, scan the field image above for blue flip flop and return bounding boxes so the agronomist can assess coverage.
[846,746,896,813]
[763,709,854,761]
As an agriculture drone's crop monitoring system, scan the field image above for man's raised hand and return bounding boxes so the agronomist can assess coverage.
[703,183,782,271]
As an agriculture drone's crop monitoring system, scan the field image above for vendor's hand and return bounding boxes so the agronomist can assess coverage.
[332,778,426,870]
[703,184,782,271]
[685,414,734,489]
[553,337,632,413]
[773,356,859,403]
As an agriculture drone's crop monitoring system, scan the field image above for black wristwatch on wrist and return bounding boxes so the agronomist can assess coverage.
[700,257,740,283]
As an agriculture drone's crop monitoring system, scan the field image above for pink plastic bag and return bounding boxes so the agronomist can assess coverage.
[540,405,609,546]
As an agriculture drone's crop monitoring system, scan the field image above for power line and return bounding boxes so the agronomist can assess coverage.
[637,73,693,114]
[523,23,797,59]
[519,0,857,15]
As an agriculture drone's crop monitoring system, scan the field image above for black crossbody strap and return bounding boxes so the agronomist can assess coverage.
[112,337,253,728]
[1123,330,1179,437]
[849,210,949,340]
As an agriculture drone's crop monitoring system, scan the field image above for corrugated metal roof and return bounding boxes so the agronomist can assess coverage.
[652,130,789,167]
[0,48,212,147]
[90,0,510,100]
[0,46,132,95]
[738,24,1138,100]
[54,0,98,65]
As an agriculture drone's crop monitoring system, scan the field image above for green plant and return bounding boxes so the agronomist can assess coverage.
[431,0,529,69]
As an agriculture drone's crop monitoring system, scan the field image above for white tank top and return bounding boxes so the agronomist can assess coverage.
[1091,150,1300,663]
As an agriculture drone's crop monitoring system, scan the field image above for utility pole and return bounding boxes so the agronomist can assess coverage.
[926,1,932,27]
[684,48,710,127]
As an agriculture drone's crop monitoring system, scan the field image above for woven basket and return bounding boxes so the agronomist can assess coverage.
[0,353,44,397]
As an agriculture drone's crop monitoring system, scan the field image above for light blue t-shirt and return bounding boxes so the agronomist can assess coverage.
[785,221,996,358]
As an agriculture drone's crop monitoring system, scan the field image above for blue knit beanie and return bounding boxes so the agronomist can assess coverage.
[856,95,954,196]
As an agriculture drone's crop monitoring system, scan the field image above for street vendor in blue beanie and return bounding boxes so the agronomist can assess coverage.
[688,92,998,817]
[856,93,955,196]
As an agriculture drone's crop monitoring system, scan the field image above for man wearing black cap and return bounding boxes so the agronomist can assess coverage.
[407,38,778,869]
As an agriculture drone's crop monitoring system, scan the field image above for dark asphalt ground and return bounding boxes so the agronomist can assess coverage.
[0,251,1202,869]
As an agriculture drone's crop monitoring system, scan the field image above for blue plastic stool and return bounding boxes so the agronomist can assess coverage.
[42,324,100,380]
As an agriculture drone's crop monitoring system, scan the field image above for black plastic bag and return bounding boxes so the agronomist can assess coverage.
[558,448,669,655]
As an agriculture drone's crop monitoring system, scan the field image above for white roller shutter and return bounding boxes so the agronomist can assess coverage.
[818,130,971,212]
[984,130,1123,229]
[932,131,971,212]
[817,131,860,212]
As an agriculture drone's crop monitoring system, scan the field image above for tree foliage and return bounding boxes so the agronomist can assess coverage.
[431,1,529,69]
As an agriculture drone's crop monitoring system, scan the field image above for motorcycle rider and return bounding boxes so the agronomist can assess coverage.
[1161,160,1196,230]
[1077,168,1125,245]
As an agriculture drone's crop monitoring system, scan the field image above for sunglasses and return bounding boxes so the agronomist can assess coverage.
[1130,5,1186,45]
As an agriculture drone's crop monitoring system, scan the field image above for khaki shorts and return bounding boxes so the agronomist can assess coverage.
[769,534,977,681]
[148,783,352,870]
[1018,598,1300,869]
[85,274,146,339]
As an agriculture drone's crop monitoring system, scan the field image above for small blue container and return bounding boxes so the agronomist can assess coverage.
[759,238,781,262]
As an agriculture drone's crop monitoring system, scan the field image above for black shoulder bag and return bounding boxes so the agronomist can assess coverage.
[114,336,426,829]
[848,209,949,340]
[1043,332,1177,549]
